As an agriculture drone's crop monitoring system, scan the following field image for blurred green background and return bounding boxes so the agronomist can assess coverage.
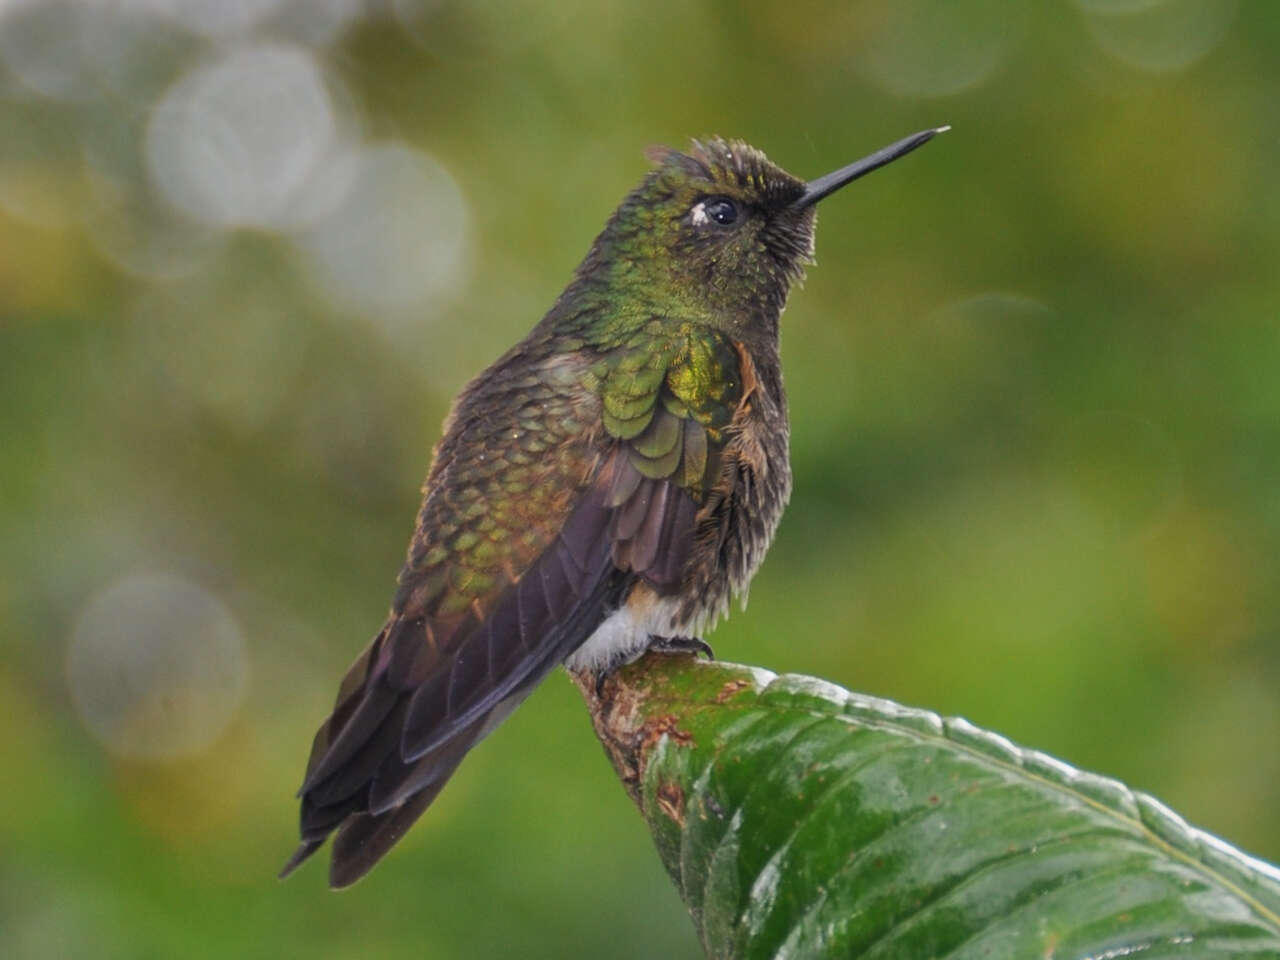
[3,1,1279,957]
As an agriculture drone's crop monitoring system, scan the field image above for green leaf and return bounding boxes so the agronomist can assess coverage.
[573,656,1280,959]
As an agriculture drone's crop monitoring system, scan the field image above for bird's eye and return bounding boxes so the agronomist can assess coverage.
[691,196,739,228]
[705,197,738,225]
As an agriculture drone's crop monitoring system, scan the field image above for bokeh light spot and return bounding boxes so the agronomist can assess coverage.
[294,143,470,315]
[0,0,100,101]
[146,0,288,38]
[67,573,249,761]
[267,0,366,47]
[145,44,336,229]
[858,0,1026,98]
[1081,0,1238,74]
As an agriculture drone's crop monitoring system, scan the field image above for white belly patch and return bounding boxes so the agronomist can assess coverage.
[562,596,682,672]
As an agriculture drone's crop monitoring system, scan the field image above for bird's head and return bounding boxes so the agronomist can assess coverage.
[579,128,947,340]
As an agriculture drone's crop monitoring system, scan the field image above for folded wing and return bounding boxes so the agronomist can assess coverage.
[282,330,746,887]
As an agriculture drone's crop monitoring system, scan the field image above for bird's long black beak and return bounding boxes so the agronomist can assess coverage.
[794,125,950,209]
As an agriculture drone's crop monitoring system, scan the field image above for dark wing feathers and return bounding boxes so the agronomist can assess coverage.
[283,331,746,887]
[644,483,699,587]
[610,476,653,543]
[609,474,700,586]
[629,478,671,573]
[297,664,398,794]
[608,413,707,587]
[283,480,626,887]
[399,556,597,762]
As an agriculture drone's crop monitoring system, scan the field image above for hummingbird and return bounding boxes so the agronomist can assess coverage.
[282,126,948,888]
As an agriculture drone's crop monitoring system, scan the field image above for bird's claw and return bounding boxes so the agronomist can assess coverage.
[593,636,715,698]
[648,635,715,660]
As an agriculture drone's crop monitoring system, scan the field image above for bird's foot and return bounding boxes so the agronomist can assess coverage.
[648,635,715,660]
[592,636,714,697]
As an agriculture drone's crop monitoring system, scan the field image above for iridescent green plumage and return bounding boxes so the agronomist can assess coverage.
[283,128,947,887]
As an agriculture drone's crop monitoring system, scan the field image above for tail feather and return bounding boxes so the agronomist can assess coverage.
[329,779,447,889]
[278,839,324,880]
